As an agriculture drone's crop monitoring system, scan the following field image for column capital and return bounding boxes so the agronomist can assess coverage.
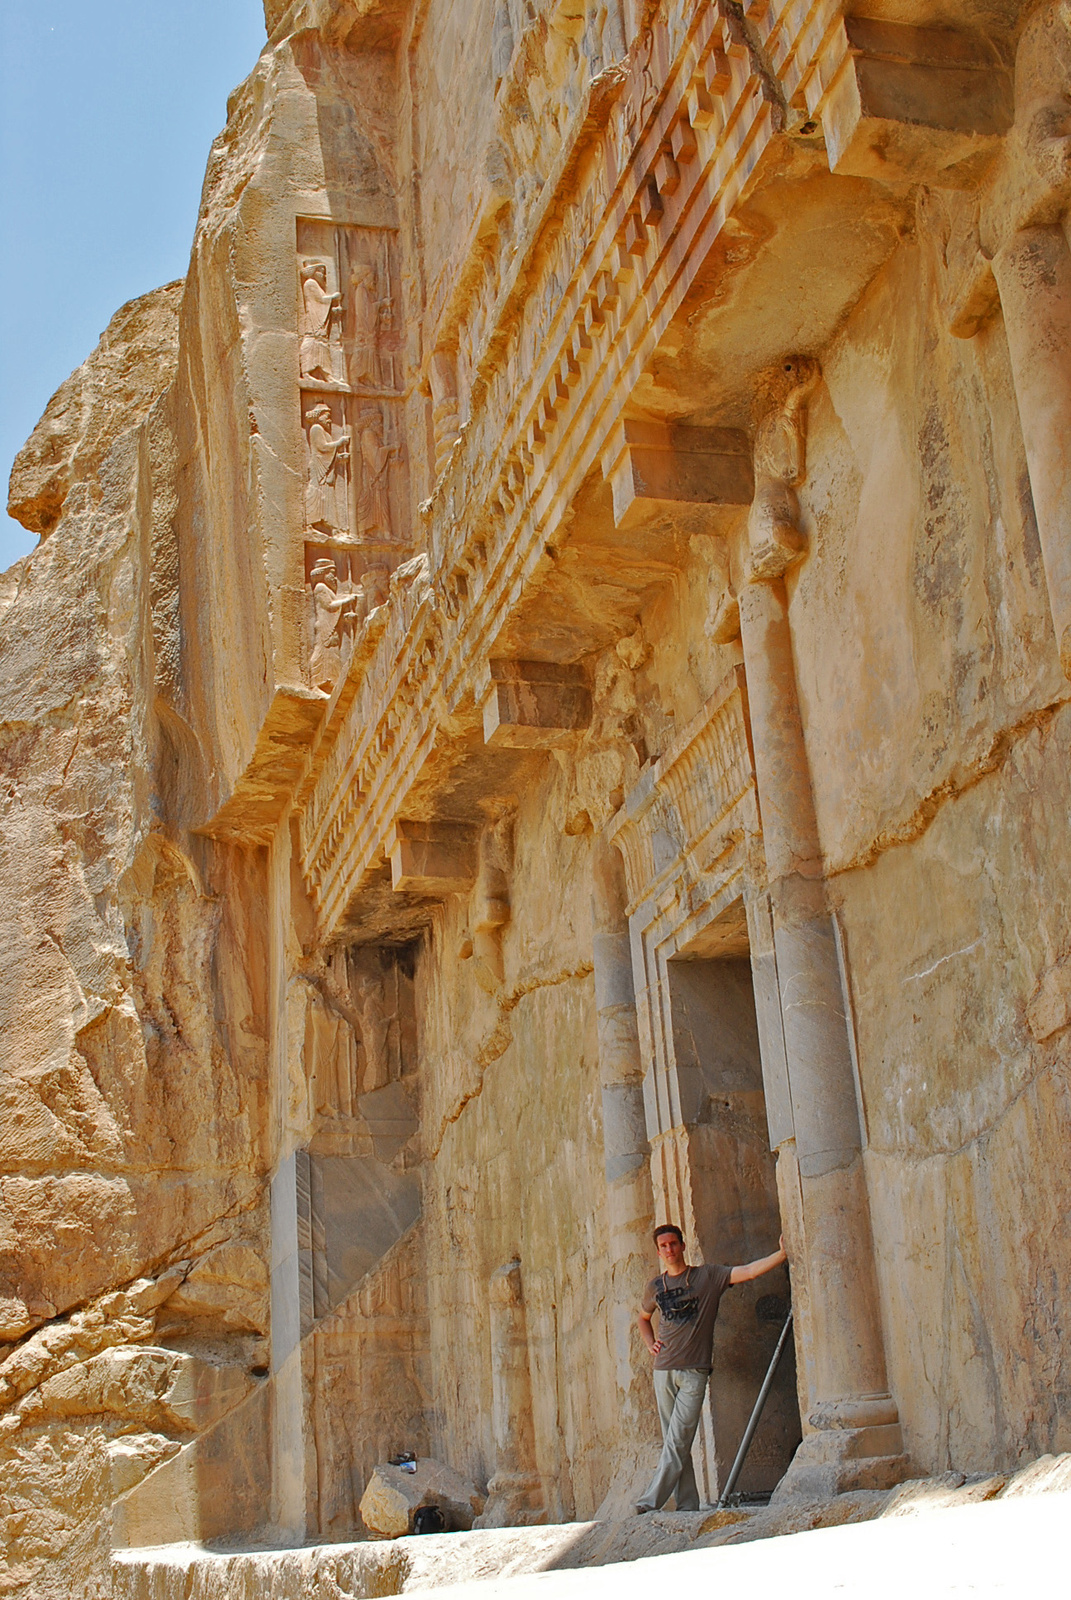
[744,357,821,586]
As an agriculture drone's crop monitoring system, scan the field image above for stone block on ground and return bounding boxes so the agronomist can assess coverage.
[360,1458,485,1537]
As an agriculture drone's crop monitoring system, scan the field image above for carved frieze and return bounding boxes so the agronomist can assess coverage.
[303,396,352,538]
[298,0,862,936]
[297,219,410,691]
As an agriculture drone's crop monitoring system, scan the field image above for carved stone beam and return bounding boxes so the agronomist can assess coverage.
[601,420,752,531]
[479,659,592,749]
[387,820,478,894]
[822,18,1013,186]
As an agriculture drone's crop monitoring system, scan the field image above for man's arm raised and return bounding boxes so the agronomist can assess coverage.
[729,1233,788,1285]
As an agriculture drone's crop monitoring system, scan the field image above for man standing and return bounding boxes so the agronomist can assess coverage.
[636,1224,787,1513]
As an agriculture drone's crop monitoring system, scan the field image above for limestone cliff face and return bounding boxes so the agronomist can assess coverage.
[7,284,183,538]
[2,281,270,1321]
[0,131,274,1600]
[1,6,424,1584]
[4,0,1071,1591]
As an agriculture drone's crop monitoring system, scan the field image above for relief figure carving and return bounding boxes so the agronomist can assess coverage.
[348,257,390,389]
[305,403,351,535]
[304,985,358,1121]
[356,410,398,539]
[347,949,409,1095]
[309,558,360,690]
[300,260,344,383]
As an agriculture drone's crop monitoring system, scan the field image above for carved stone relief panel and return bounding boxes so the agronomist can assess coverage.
[297,217,403,397]
[297,218,411,689]
[303,392,353,538]
[353,400,406,544]
[301,393,407,543]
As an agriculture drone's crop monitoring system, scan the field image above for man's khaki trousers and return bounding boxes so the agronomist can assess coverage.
[637,1367,709,1512]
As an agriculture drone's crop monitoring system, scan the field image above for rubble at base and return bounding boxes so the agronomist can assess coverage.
[360,1459,486,1537]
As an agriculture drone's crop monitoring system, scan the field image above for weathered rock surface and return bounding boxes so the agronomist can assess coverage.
[4,0,1071,1587]
[360,1458,486,1537]
[106,1432,182,1497]
[13,1346,254,1435]
[1,224,269,1598]
[7,282,182,536]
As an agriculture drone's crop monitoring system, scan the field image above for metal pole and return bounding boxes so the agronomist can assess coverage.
[717,1308,794,1508]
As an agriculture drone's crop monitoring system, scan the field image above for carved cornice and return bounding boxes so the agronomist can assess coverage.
[300,0,844,937]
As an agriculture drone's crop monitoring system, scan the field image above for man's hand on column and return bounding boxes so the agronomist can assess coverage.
[730,1238,789,1285]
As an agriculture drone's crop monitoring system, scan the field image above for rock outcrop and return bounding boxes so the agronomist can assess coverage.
[4,0,1071,1590]
[7,283,182,537]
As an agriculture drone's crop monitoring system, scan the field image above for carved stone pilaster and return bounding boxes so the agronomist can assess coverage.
[988,4,1071,679]
[736,361,907,1499]
[474,1261,544,1528]
[470,809,514,989]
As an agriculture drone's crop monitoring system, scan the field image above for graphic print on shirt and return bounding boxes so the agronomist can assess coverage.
[655,1275,699,1324]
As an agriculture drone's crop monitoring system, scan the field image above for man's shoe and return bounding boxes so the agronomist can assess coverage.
[633,1503,653,1515]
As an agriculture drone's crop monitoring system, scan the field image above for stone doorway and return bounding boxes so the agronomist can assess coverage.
[665,922,802,1499]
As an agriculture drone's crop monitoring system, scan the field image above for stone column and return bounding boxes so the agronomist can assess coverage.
[992,224,1071,679]
[267,820,313,1541]
[591,836,657,1498]
[738,576,904,1499]
[475,1261,544,1527]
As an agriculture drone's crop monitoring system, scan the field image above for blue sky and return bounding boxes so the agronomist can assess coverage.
[0,1,267,569]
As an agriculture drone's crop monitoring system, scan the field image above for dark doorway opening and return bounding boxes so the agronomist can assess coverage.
[667,903,802,1497]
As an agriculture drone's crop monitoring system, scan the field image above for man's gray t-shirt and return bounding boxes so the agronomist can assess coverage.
[642,1263,733,1372]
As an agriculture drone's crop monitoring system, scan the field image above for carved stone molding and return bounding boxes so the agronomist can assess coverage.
[300,0,786,935]
[819,17,1013,186]
[608,665,756,922]
[297,0,999,936]
[386,819,479,895]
